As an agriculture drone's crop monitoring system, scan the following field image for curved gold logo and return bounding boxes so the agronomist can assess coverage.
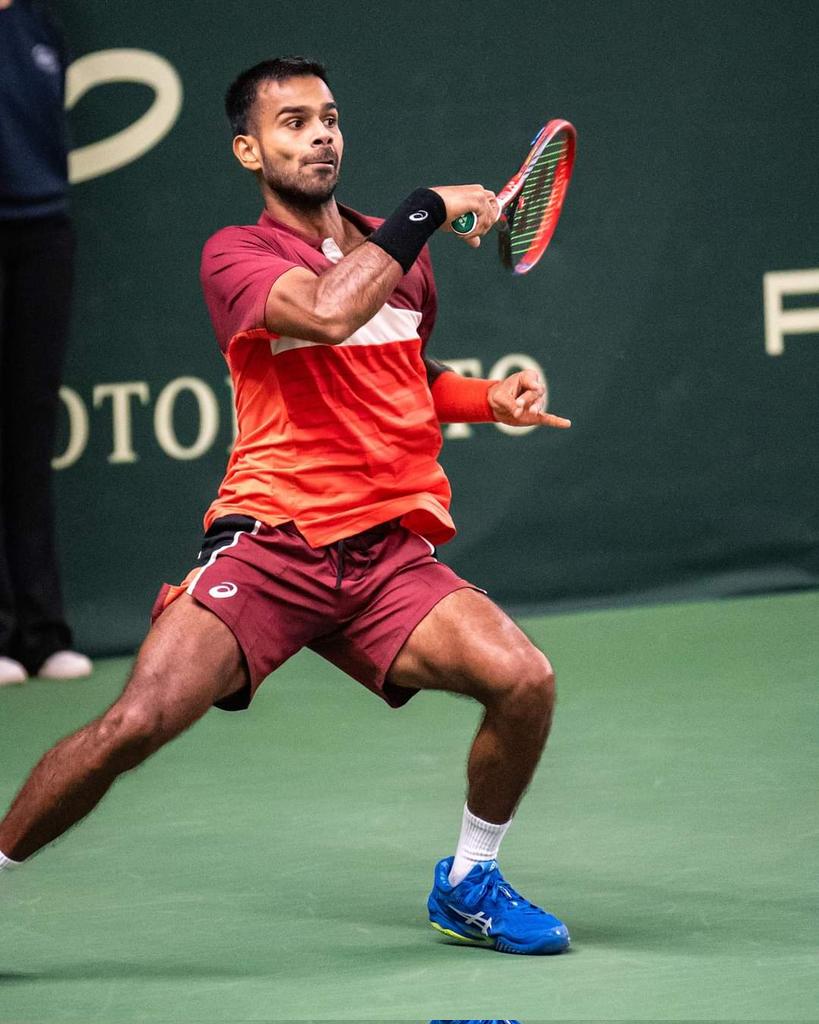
[66,49,183,184]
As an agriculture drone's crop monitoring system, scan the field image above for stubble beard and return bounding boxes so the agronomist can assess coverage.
[261,158,339,212]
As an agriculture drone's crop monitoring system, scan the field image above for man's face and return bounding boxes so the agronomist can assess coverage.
[244,75,343,210]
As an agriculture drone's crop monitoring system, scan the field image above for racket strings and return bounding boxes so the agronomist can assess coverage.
[510,155,564,246]
[507,136,569,261]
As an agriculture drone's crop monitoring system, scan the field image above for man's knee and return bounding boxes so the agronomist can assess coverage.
[484,643,556,719]
[511,647,556,715]
[94,699,169,771]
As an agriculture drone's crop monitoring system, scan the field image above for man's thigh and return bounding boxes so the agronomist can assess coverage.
[119,593,248,732]
[388,588,549,699]
[309,534,480,708]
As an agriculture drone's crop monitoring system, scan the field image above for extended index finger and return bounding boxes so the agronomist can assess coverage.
[536,411,572,429]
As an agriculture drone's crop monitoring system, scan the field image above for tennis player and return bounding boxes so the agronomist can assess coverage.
[0,57,571,955]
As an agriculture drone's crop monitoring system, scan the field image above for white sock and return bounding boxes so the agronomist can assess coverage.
[448,804,512,887]
[0,850,21,871]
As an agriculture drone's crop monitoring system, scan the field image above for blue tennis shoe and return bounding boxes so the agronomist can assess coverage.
[428,856,570,954]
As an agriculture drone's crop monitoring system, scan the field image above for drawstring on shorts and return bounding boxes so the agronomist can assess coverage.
[334,539,346,590]
[332,521,396,590]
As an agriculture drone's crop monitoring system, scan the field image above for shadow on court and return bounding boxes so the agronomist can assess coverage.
[0,960,261,982]
[553,883,818,954]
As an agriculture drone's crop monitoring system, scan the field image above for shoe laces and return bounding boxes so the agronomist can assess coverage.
[471,868,543,916]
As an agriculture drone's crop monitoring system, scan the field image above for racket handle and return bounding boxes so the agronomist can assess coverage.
[451,212,477,235]
[451,199,503,236]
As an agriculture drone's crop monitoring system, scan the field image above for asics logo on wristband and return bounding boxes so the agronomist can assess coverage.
[370,189,443,272]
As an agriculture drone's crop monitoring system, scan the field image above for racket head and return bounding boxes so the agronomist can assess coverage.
[497,119,576,275]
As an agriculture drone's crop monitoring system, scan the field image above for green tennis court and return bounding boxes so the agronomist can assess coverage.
[1,590,816,1021]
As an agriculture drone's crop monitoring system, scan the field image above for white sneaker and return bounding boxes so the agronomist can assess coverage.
[37,650,93,680]
[0,656,28,687]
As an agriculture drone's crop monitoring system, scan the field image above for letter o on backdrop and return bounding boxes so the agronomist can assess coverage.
[66,49,183,184]
[154,377,220,461]
[52,387,90,470]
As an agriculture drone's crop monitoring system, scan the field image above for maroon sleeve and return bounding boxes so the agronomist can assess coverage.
[416,244,438,347]
[200,226,303,351]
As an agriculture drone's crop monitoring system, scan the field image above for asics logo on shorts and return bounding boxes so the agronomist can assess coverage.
[209,582,238,599]
[409,210,429,222]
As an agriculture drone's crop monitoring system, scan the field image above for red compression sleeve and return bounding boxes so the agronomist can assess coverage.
[430,371,498,423]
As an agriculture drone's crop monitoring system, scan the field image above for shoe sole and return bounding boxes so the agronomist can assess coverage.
[430,920,494,947]
[429,917,570,955]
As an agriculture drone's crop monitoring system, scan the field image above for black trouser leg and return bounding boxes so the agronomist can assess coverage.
[0,250,12,658]
[0,215,74,672]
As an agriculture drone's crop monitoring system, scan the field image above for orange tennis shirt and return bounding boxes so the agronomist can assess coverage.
[200,204,455,548]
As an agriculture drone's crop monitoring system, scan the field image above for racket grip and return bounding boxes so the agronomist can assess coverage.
[451,212,477,235]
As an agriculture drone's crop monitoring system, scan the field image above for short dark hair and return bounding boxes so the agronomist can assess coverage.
[225,56,329,136]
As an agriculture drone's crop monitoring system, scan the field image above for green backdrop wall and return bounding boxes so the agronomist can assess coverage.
[54,1,819,655]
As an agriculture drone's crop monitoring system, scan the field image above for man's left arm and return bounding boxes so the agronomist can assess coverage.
[427,363,572,429]
[418,253,571,430]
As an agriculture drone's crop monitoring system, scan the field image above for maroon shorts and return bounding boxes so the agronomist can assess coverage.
[151,516,480,711]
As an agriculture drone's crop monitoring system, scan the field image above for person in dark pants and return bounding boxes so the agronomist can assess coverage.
[0,0,91,685]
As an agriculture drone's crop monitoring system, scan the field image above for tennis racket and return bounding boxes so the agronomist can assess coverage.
[451,119,576,275]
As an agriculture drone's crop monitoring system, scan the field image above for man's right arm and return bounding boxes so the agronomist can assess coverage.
[263,246,403,345]
[264,183,497,345]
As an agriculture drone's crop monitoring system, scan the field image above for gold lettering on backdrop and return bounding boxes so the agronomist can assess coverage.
[154,378,219,461]
[66,49,183,184]
[92,382,150,464]
[763,269,819,356]
[52,387,89,470]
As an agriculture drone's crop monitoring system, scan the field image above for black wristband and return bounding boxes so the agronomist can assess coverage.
[368,188,447,273]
